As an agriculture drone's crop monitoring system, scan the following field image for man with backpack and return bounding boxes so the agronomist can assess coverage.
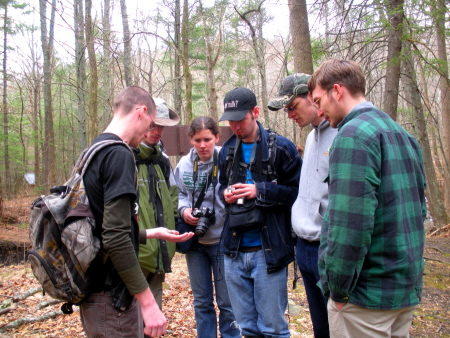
[135,98,180,311]
[81,86,168,338]
[218,87,302,338]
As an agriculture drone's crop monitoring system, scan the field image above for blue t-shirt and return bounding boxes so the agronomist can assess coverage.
[240,142,261,247]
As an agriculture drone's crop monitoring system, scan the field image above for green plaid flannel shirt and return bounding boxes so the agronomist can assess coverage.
[319,102,426,310]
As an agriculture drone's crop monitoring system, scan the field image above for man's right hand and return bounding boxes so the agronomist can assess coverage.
[135,288,166,337]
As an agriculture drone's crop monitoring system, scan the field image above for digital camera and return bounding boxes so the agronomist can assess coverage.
[192,207,215,237]
[227,186,245,205]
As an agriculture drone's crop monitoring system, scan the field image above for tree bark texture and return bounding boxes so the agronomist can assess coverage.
[433,0,450,215]
[402,41,449,227]
[85,0,98,144]
[39,0,57,190]
[74,0,87,150]
[383,0,404,121]
[120,0,133,86]
[101,0,112,129]
[174,0,182,120]
[235,2,269,125]
[31,36,41,188]
[199,1,223,122]
[288,0,313,74]
[2,4,10,196]
[181,0,192,123]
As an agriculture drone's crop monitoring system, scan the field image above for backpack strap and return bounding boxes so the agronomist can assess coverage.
[79,140,134,177]
[224,131,278,183]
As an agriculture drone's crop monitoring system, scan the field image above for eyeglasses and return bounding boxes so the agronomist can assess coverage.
[283,101,299,113]
[312,91,327,110]
[136,107,157,131]
[147,122,157,132]
[151,125,165,131]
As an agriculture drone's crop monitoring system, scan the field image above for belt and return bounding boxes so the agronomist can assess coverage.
[239,245,262,253]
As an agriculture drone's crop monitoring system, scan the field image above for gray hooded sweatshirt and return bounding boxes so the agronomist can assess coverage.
[174,146,225,245]
[292,119,338,241]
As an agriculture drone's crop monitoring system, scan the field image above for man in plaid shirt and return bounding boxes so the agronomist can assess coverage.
[308,59,426,337]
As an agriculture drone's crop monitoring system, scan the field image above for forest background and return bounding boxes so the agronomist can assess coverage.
[0,0,449,228]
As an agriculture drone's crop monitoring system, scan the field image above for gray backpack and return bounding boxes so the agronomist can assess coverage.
[27,140,133,314]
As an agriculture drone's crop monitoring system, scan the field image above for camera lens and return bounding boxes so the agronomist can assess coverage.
[195,217,210,237]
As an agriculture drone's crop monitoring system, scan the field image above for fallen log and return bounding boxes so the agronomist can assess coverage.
[0,308,79,333]
[0,307,11,315]
[13,287,41,302]
[37,299,62,310]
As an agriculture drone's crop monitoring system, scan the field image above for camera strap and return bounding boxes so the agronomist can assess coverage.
[231,128,262,185]
[192,149,219,212]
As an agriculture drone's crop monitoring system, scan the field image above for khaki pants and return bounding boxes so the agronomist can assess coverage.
[80,291,143,338]
[328,298,415,338]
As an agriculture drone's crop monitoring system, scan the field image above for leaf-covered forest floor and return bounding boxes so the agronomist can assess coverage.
[0,196,449,337]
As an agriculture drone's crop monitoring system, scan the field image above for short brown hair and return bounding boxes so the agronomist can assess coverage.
[188,116,219,138]
[113,86,155,115]
[308,59,366,97]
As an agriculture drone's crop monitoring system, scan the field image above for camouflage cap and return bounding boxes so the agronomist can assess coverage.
[268,73,311,111]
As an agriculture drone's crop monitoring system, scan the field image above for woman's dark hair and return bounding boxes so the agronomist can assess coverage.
[188,116,219,138]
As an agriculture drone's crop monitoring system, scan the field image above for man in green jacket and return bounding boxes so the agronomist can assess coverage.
[136,98,180,310]
[309,59,426,337]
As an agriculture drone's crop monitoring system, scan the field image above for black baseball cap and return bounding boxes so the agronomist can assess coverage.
[268,73,311,111]
[219,87,257,122]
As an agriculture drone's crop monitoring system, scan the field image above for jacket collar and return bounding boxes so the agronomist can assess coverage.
[138,142,162,160]
[223,121,270,161]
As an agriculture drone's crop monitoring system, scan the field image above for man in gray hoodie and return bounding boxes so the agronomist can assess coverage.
[269,73,337,338]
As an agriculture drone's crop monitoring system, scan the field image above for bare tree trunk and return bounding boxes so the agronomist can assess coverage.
[402,41,449,227]
[139,30,159,95]
[256,11,269,124]
[416,59,443,180]
[288,0,313,74]
[120,0,132,86]
[199,0,224,121]
[181,0,192,123]
[101,0,112,129]
[74,0,87,150]
[336,0,355,59]
[39,0,57,190]
[85,0,98,144]
[433,0,450,214]
[235,2,269,124]
[383,0,404,121]
[174,0,182,119]
[2,4,10,196]
[31,34,41,190]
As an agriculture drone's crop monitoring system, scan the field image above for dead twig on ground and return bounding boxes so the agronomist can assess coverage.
[37,299,61,310]
[427,224,450,238]
[0,307,11,315]
[13,287,42,303]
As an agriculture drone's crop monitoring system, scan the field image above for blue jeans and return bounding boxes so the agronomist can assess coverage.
[224,250,290,338]
[296,237,329,338]
[185,242,239,338]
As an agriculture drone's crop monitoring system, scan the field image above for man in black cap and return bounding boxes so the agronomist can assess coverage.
[218,87,302,338]
[269,74,337,338]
